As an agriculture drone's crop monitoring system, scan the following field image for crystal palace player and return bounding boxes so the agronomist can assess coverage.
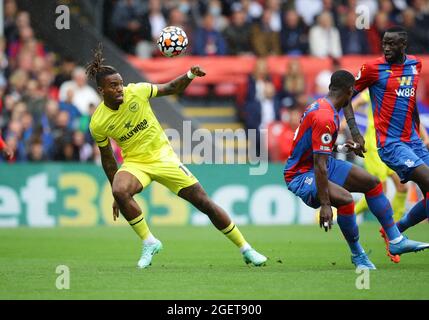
[284,70,429,270]
[344,26,429,262]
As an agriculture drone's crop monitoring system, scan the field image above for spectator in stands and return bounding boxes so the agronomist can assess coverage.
[206,0,229,31]
[54,57,76,88]
[59,89,82,130]
[295,0,323,26]
[402,8,428,54]
[309,11,342,58]
[339,11,369,55]
[250,9,281,56]
[314,57,341,98]
[413,0,429,29]
[379,0,401,25]
[8,26,45,62]
[148,0,167,41]
[22,78,46,123]
[51,110,74,161]
[72,131,93,162]
[8,69,28,101]
[265,0,282,32]
[0,37,9,79]
[223,4,252,55]
[267,107,302,162]
[280,9,309,55]
[111,0,151,54]
[245,81,280,157]
[278,59,306,108]
[246,58,271,106]
[240,0,264,23]
[366,11,392,54]
[27,136,47,162]
[3,0,19,44]
[59,66,100,116]
[192,13,227,55]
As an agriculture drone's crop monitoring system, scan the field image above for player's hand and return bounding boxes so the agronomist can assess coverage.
[352,135,366,158]
[2,145,14,160]
[319,205,333,232]
[344,140,362,154]
[112,200,120,221]
[190,66,206,77]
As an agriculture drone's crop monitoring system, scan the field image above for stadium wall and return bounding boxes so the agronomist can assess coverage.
[0,163,316,227]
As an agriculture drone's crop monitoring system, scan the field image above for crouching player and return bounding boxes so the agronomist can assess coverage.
[283,70,429,269]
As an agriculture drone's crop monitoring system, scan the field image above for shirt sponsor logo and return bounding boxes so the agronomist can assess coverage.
[397,76,412,86]
[395,88,415,97]
[119,120,149,142]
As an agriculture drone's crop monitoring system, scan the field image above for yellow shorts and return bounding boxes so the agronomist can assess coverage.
[118,154,198,194]
[364,147,394,182]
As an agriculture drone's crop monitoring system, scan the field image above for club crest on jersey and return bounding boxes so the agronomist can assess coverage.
[405,159,415,168]
[304,177,313,185]
[411,65,418,75]
[129,102,139,112]
[321,133,332,145]
[355,70,361,80]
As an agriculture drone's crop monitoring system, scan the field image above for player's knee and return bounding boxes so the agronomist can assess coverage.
[112,185,130,203]
[367,175,381,192]
[342,193,354,206]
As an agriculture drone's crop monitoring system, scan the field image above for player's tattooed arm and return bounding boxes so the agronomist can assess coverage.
[98,141,118,186]
[343,100,366,157]
[156,66,206,97]
[314,153,333,232]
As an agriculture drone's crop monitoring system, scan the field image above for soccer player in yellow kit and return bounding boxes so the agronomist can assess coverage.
[351,90,408,222]
[87,46,267,268]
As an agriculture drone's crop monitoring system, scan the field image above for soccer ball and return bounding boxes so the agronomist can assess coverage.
[157,26,188,57]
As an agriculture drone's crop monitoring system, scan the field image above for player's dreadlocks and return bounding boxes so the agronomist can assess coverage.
[85,43,118,86]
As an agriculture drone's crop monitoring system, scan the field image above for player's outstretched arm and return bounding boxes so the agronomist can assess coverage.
[98,141,118,186]
[155,65,206,97]
[314,153,333,232]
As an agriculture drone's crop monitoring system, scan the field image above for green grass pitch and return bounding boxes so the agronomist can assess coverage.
[1,223,428,299]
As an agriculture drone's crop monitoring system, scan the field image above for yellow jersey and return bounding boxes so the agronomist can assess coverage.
[89,82,174,163]
[361,89,378,152]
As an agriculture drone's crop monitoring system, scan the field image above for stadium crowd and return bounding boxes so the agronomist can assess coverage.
[106,0,429,57]
[1,0,429,163]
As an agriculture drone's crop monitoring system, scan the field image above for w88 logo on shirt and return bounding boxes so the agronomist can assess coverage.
[395,87,415,97]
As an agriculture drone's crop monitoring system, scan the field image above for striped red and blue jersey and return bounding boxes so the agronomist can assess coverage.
[353,55,422,148]
[284,98,339,182]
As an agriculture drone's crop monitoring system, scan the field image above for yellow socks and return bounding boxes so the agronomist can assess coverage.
[355,197,368,215]
[221,222,250,253]
[128,213,152,241]
[392,191,407,222]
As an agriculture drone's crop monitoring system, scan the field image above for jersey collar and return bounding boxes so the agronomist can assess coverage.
[323,97,338,117]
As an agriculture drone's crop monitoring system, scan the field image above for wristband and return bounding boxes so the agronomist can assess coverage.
[337,144,349,153]
[187,70,196,79]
